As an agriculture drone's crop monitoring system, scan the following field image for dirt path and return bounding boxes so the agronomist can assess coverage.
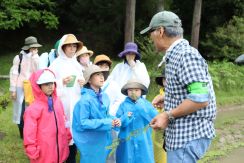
[214,104,244,163]
[218,147,244,163]
[218,103,244,112]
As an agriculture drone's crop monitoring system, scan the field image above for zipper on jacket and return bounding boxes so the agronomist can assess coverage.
[53,106,60,163]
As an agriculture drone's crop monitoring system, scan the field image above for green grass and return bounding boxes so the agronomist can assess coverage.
[215,89,244,107]
[0,102,29,162]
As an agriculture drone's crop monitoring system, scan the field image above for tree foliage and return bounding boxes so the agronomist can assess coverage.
[0,0,58,30]
[202,16,244,60]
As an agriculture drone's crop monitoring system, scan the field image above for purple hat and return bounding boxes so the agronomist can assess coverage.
[118,42,141,60]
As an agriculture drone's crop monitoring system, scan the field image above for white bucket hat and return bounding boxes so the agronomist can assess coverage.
[36,70,56,84]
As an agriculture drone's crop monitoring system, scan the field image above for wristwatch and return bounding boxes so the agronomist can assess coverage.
[166,110,175,121]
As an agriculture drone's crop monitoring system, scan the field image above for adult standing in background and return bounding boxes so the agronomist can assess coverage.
[49,34,84,163]
[9,36,42,139]
[140,11,216,163]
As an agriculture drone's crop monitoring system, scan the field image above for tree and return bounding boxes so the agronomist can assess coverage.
[157,0,164,11]
[191,0,202,49]
[0,0,58,30]
[124,0,136,44]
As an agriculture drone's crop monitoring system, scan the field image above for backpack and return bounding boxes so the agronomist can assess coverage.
[18,53,23,74]
[47,50,58,67]
[18,53,34,105]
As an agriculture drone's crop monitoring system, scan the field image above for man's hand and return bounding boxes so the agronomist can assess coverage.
[150,112,169,129]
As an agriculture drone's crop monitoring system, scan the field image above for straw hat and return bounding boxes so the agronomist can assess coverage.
[62,34,83,52]
[121,79,148,96]
[94,54,112,67]
[76,46,94,58]
[83,65,109,85]
[21,36,42,50]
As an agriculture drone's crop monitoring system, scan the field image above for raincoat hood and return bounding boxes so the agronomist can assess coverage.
[58,34,81,61]
[29,69,57,101]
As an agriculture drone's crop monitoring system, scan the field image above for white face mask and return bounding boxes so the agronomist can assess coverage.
[79,57,90,66]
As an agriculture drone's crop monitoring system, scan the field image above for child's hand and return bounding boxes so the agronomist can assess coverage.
[78,79,85,87]
[113,119,121,127]
[63,76,73,85]
[10,91,16,100]
[127,112,133,117]
[30,48,38,56]
[152,95,164,109]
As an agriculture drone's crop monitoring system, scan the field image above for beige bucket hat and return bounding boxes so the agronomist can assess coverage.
[76,46,94,58]
[83,65,109,85]
[62,34,83,52]
[21,36,42,50]
[121,79,148,96]
[94,54,112,67]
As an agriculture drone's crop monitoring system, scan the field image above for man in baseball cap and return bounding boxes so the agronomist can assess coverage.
[142,11,216,163]
[140,11,182,34]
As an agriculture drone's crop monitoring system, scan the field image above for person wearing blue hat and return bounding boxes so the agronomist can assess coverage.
[141,11,217,163]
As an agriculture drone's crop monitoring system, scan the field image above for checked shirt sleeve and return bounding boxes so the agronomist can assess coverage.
[177,49,209,86]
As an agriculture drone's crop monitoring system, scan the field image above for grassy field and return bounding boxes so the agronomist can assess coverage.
[0,52,244,162]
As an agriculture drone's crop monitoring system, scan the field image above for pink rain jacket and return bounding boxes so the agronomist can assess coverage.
[23,69,71,163]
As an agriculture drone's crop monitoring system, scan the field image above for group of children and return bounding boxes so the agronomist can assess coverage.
[9,34,167,163]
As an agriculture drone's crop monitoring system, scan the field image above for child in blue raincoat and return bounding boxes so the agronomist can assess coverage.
[72,65,121,163]
[116,79,158,163]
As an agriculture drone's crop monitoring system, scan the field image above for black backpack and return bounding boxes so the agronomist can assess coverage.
[18,53,23,74]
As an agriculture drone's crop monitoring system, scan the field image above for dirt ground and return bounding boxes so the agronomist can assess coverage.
[215,104,244,163]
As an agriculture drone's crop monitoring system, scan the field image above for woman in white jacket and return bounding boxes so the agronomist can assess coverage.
[49,34,84,163]
[9,36,42,139]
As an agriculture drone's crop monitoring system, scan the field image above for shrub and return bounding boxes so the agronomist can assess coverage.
[208,61,244,91]
[202,16,244,60]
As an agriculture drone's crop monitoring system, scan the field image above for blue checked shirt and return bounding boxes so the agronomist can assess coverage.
[164,39,216,151]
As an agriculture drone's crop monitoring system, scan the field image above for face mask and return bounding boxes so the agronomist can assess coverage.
[129,92,139,101]
[79,57,90,66]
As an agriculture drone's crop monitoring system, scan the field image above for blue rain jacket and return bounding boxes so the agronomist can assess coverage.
[72,87,115,163]
[116,97,158,163]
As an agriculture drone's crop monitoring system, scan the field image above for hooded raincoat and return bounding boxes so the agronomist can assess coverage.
[72,87,115,163]
[23,69,71,163]
[49,35,84,144]
[9,50,39,124]
[116,97,158,163]
[107,61,150,116]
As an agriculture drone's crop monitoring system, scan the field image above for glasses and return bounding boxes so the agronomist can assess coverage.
[149,26,163,34]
